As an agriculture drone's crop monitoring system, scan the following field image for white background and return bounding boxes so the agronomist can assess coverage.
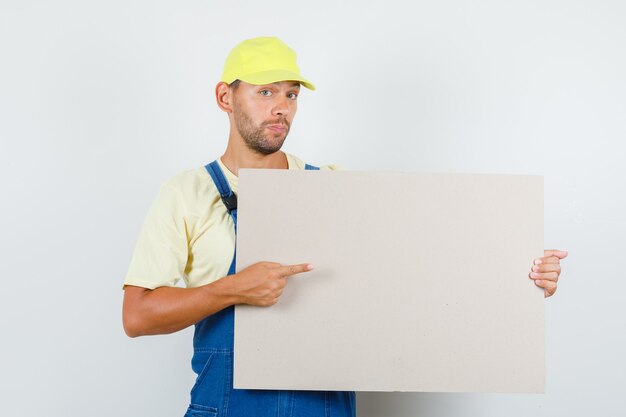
[1,1,624,416]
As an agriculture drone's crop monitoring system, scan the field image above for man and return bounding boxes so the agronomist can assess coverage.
[122,36,567,417]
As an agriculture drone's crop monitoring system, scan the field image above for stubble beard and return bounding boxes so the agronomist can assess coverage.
[233,102,290,156]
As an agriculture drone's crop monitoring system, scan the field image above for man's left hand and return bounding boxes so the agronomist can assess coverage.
[529,249,568,297]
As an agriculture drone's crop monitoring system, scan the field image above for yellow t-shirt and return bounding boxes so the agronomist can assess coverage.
[124,153,339,290]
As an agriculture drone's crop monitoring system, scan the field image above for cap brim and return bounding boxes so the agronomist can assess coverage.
[235,69,316,91]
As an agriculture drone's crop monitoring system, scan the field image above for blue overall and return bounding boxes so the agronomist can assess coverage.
[184,160,356,417]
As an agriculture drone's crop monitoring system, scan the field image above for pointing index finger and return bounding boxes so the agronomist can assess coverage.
[278,263,314,278]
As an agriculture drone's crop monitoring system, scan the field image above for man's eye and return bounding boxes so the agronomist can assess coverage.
[288,92,298,100]
[260,90,272,96]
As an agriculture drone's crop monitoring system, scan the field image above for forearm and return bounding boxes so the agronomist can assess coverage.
[122,261,313,337]
[122,276,240,337]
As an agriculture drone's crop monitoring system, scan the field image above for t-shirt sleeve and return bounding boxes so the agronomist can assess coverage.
[123,183,189,289]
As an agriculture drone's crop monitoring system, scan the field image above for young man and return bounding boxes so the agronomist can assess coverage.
[122,36,567,417]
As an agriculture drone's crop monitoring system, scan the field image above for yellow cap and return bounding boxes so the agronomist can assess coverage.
[221,36,315,90]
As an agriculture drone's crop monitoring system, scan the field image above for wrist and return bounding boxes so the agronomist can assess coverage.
[205,273,242,308]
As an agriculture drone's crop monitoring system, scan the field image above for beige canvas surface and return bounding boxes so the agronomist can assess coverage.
[234,170,544,393]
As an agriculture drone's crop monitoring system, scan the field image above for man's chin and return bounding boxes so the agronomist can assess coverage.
[243,132,289,155]
[251,141,286,156]
[263,135,288,154]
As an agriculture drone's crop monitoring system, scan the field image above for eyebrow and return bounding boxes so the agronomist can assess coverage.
[271,82,301,88]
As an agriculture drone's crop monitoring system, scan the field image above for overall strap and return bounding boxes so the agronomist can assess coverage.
[204,160,238,229]
[305,163,320,170]
[205,160,238,274]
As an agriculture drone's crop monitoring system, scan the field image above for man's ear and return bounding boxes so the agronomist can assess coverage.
[215,82,234,113]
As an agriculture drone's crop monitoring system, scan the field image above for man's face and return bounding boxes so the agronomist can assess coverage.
[231,80,300,155]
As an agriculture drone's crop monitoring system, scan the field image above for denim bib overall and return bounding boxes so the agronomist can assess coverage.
[184,160,356,417]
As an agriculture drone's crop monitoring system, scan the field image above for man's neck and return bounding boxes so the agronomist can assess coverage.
[220,146,288,176]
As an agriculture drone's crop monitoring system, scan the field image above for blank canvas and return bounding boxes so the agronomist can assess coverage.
[234,170,544,393]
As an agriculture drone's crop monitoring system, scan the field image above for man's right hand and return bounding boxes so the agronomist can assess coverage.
[229,262,314,307]
[123,261,313,337]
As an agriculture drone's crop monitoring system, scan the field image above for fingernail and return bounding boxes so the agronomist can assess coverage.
[534,259,542,265]
[532,266,539,272]
[530,272,539,278]
[307,264,314,270]
[535,280,543,286]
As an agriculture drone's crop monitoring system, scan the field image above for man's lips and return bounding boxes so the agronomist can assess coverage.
[266,124,287,132]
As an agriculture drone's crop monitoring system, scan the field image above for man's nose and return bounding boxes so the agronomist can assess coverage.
[271,96,290,117]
